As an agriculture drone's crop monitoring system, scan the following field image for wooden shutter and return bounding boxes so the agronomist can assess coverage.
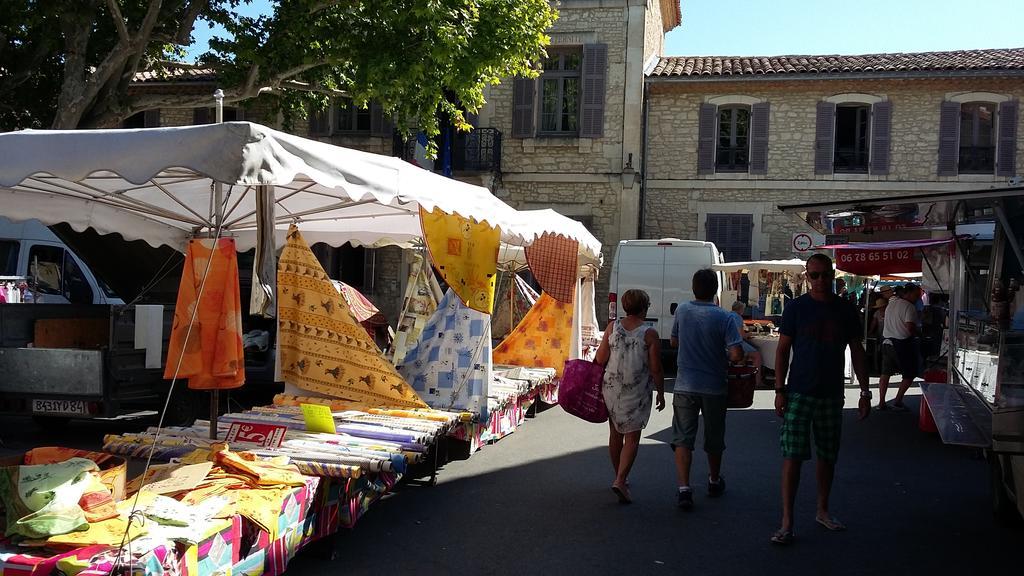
[193,107,211,125]
[697,103,717,175]
[997,100,1018,177]
[870,100,892,175]
[512,77,535,138]
[580,43,608,138]
[370,102,393,137]
[937,101,960,176]
[706,214,753,262]
[308,106,330,136]
[814,101,836,175]
[749,102,770,175]
[143,109,160,127]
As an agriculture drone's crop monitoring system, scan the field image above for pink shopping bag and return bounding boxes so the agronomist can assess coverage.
[558,359,609,423]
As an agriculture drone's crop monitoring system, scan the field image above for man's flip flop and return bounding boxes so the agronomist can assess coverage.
[611,484,632,504]
[770,529,795,545]
[816,515,847,531]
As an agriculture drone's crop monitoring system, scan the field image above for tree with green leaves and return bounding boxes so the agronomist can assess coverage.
[0,0,556,142]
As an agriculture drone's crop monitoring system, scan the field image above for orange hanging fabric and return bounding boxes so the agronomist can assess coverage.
[164,238,245,390]
[492,293,574,377]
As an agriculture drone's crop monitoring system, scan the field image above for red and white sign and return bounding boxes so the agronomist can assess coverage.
[225,422,288,448]
[834,247,922,275]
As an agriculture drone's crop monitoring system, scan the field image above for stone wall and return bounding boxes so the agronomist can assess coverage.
[493,5,628,175]
[642,0,664,63]
[643,76,1024,258]
[646,77,1024,181]
[365,245,406,326]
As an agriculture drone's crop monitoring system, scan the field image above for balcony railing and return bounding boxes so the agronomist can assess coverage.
[394,128,502,174]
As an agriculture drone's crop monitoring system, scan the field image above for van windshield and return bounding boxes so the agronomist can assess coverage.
[0,240,19,276]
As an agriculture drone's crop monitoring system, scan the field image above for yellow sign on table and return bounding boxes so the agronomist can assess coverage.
[301,403,337,434]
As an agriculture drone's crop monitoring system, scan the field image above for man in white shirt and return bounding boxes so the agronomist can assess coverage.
[878,284,921,411]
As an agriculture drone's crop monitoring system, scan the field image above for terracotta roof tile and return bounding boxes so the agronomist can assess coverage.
[133,66,218,83]
[647,46,1024,77]
[648,47,1024,78]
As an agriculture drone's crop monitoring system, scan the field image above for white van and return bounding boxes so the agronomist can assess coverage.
[607,239,722,341]
[0,217,122,304]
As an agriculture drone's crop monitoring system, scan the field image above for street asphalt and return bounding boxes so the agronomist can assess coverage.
[2,384,1018,575]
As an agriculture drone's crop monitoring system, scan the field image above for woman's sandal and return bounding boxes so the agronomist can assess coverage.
[770,529,795,545]
[815,515,847,531]
[611,483,632,504]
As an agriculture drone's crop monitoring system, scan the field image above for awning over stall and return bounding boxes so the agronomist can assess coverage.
[0,122,598,258]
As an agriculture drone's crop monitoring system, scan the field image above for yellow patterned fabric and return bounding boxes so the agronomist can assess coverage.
[278,225,427,408]
[419,207,500,314]
[492,293,575,377]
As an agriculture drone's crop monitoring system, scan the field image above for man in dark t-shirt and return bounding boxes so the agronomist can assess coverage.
[770,254,870,546]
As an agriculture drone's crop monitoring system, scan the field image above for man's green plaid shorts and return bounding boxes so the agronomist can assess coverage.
[780,393,845,462]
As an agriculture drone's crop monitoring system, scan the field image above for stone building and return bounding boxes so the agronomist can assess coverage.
[124,4,1024,326]
[643,50,1024,262]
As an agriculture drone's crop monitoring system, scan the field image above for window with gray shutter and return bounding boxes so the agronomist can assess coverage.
[814,101,836,175]
[834,104,870,173]
[959,101,997,174]
[308,105,330,135]
[580,43,607,138]
[716,106,750,172]
[750,102,770,175]
[870,101,892,175]
[997,100,1018,177]
[706,214,753,262]
[538,48,582,135]
[193,107,212,125]
[335,98,371,134]
[697,103,717,175]
[512,77,535,138]
[370,102,393,137]
[937,101,960,176]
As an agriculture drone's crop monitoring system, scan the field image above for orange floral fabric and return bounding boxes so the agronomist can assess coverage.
[164,238,245,390]
[492,293,575,377]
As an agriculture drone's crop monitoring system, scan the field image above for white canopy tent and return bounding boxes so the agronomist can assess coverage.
[0,122,599,256]
[712,259,807,314]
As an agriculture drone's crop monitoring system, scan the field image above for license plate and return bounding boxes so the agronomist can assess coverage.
[32,399,87,415]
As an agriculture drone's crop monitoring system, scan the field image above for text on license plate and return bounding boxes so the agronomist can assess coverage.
[32,399,87,415]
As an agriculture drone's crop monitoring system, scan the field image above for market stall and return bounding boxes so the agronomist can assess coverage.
[780,186,1024,520]
[713,259,807,318]
[0,121,601,573]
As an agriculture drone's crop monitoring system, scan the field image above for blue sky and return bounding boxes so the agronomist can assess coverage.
[665,0,1024,56]
[186,0,1024,60]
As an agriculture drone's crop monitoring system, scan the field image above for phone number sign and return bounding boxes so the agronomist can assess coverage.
[834,247,922,275]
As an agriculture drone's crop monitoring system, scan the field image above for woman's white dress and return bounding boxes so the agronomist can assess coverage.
[602,320,653,433]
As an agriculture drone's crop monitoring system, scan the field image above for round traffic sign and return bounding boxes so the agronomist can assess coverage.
[792,233,814,252]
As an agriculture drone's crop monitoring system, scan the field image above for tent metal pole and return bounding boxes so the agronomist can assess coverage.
[209,89,226,440]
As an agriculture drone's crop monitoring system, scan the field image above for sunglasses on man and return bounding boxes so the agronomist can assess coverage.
[806,270,834,280]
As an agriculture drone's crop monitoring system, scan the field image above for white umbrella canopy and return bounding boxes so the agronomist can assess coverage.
[0,122,545,251]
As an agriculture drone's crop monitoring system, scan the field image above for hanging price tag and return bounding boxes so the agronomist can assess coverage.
[300,403,337,434]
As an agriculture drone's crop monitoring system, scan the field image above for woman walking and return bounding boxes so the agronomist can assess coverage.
[595,289,665,503]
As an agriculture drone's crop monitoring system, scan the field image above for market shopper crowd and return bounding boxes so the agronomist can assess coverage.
[595,254,881,546]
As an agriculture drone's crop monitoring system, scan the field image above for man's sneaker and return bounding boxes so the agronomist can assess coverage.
[708,476,726,497]
[677,488,694,510]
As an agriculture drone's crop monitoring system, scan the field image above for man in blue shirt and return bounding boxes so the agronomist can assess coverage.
[770,254,870,545]
[670,269,744,510]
